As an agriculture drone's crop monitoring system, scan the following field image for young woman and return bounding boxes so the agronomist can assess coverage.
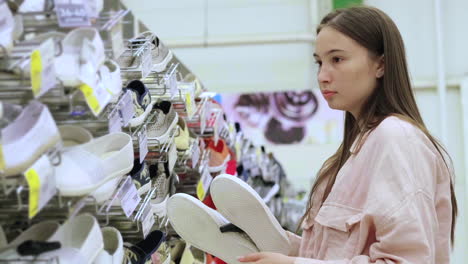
[238,6,457,264]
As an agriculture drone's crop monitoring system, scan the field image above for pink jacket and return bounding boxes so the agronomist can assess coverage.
[287,116,453,264]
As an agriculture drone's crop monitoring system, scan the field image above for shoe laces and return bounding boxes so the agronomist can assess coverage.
[123,248,139,263]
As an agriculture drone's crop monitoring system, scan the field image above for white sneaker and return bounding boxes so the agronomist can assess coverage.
[210,175,291,255]
[1,101,61,177]
[93,227,124,264]
[43,213,103,264]
[147,101,178,145]
[55,28,105,87]
[167,193,259,264]
[55,132,134,196]
[58,125,93,148]
[0,2,15,54]
[100,60,123,103]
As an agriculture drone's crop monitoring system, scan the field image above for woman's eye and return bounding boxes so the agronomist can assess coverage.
[332,57,342,63]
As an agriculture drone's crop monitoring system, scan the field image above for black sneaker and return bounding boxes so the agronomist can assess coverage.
[130,159,152,196]
[123,230,165,264]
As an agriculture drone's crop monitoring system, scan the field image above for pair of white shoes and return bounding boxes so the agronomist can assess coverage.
[0,214,123,264]
[167,175,291,264]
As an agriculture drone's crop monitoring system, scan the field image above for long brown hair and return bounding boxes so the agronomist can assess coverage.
[299,6,457,245]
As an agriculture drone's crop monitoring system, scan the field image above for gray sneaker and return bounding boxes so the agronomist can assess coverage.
[150,163,171,217]
[147,101,178,144]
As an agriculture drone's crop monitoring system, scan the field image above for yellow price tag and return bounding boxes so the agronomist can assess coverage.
[196,180,206,201]
[235,141,241,159]
[25,168,40,219]
[0,144,5,172]
[79,84,101,115]
[185,92,193,118]
[30,49,43,97]
[181,245,195,264]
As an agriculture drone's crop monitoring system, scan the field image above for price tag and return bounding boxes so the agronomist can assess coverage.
[213,112,220,145]
[55,0,91,28]
[30,39,57,98]
[119,90,135,127]
[196,168,212,201]
[235,141,242,161]
[180,244,195,264]
[116,176,141,218]
[140,202,155,238]
[165,72,177,98]
[108,109,122,133]
[141,45,152,79]
[184,90,195,120]
[139,126,148,163]
[191,144,200,169]
[24,155,57,219]
[168,142,177,174]
[79,84,101,116]
[111,22,125,59]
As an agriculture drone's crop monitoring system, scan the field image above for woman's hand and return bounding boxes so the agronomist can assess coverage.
[238,252,296,264]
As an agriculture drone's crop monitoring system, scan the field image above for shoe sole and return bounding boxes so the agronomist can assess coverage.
[148,112,178,145]
[210,175,291,255]
[153,51,173,73]
[129,101,156,127]
[167,193,258,264]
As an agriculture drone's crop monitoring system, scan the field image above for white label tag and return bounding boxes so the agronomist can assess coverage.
[141,46,152,79]
[117,176,141,218]
[24,155,57,219]
[139,126,148,163]
[191,144,200,169]
[111,22,125,59]
[200,102,207,134]
[55,0,91,28]
[141,202,155,238]
[214,112,220,145]
[165,72,177,98]
[108,109,122,133]
[30,38,57,99]
[168,142,177,174]
[201,168,212,192]
[119,91,135,127]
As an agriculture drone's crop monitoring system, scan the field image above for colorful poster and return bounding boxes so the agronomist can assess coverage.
[220,89,344,145]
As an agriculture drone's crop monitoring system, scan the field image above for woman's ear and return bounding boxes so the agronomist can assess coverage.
[376,55,384,78]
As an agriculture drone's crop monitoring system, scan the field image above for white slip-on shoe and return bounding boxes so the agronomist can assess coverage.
[43,213,103,264]
[1,101,61,177]
[210,175,291,255]
[55,132,134,196]
[167,193,259,264]
[93,227,124,264]
[58,125,93,148]
[55,28,105,87]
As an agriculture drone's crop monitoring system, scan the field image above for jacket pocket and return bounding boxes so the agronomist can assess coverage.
[312,204,364,259]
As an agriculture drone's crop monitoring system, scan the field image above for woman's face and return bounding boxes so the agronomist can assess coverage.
[314,26,384,118]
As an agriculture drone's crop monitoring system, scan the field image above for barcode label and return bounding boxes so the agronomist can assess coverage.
[117,176,141,218]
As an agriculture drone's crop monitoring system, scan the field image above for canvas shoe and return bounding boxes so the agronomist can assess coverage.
[58,125,93,148]
[41,213,103,264]
[126,32,173,73]
[174,117,190,151]
[100,60,123,103]
[210,175,291,255]
[54,28,105,87]
[167,193,259,264]
[130,159,152,196]
[123,230,165,264]
[150,163,171,217]
[93,227,124,264]
[147,101,178,145]
[125,80,154,127]
[1,101,61,177]
[205,139,230,173]
[55,132,134,196]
